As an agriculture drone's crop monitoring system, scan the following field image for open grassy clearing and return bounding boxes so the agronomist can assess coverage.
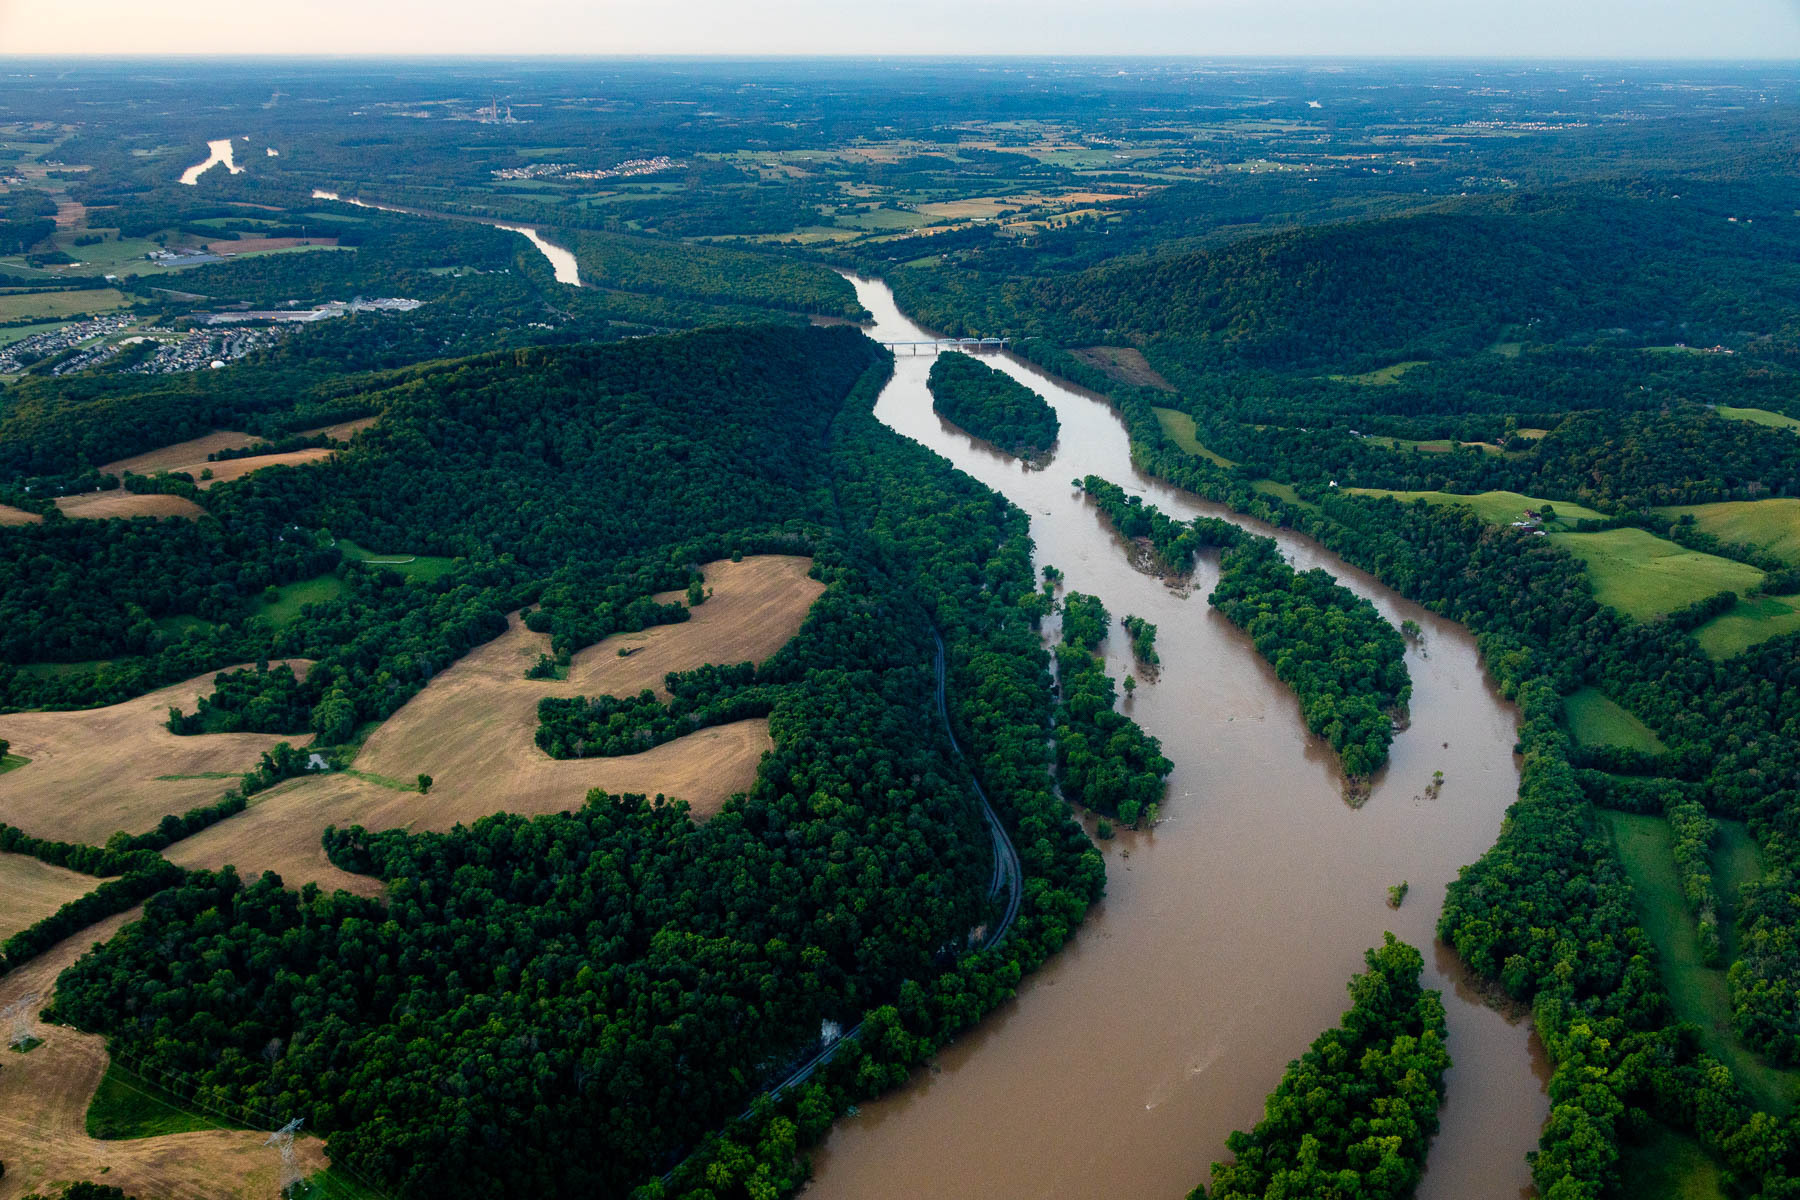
[257,574,350,626]
[1250,479,1316,510]
[1605,811,1800,1113]
[0,503,42,525]
[1073,345,1172,390]
[1547,527,1765,621]
[0,661,314,846]
[0,287,130,321]
[1715,406,1800,433]
[0,851,99,942]
[1153,407,1236,467]
[165,557,824,892]
[1379,436,1507,455]
[53,233,175,274]
[1616,1124,1729,1200]
[0,906,326,1200]
[1328,360,1429,385]
[86,1059,242,1139]
[0,752,27,774]
[203,237,340,254]
[335,538,457,581]
[1659,498,1800,566]
[1717,819,1766,963]
[1564,686,1666,753]
[1348,488,1605,529]
[53,491,207,520]
[1694,593,1800,660]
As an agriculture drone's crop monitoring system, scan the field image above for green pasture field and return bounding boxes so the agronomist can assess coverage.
[1380,436,1506,455]
[1616,1123,1729,1200]
[1716,406,1800,433]
[1547,527,1764,621]
[834,207,926,232]
[1347,488,1604,529]
[0,287,130,320]
[1153,407,1237,467]
[338,538,458,582]
[258,574,350,625]
[1605,811,1800,1113]
[1717,819,1766,962]
[87,1059,242,1139]
[1694,594,1800,660]
[1564,686,1666,753]
[1328,360,1428,385]
[1659,498,1800,566]
[0,320,70,347]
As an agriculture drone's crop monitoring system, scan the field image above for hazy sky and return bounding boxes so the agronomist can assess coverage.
[3,0,1799,58]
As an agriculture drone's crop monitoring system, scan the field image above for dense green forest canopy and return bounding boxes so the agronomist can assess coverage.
[16,317,1128,1200]
[926,352,1059,460]
[10,57,1800,1200]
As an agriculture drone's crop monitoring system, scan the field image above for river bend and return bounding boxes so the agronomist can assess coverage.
[802,274,1550,1200]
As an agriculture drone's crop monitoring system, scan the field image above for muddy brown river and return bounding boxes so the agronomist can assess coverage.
[803,275,1550,1200]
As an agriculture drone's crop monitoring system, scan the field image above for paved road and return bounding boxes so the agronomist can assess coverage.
[731,628,1026,1115]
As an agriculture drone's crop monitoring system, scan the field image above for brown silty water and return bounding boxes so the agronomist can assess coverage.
[802,276,1550,1200]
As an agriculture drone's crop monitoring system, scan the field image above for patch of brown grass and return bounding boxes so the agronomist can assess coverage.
[0,503,42,526]
[0,852,98,941]
[1070,345,1173,391]
[98,430,336,491]
[166,557,823,891]
[101,431,256,476]
[0,661,314,846]
[53,492,207,520]
[204,237,339,254]
[0,907,325,1200]
[297,415,378,441]
[191,449,334,490]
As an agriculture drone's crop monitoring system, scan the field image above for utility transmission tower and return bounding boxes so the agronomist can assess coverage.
[265,1117,304,1194]
[2,992,39,1049]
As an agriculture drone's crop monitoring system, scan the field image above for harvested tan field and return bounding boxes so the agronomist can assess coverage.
[0,852,98,941]
[0,907,326,1200]
[0,661,313,846]
[101,430,256,476]
[204,236,340,254]
[99,429,336,491]
[169,557,822,887]
[191,448,334,489]
[53,492,207,521]
[0,503,42,525]
[298,415,378,441]
[171,719,771,888]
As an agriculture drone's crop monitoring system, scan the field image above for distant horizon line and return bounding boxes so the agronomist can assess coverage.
[1,52,1798,65]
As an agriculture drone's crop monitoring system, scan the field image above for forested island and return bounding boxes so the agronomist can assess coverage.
[927,352,1060,460]
[1080,476,1410,782]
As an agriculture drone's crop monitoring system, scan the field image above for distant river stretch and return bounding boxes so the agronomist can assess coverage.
[179,138,244,185]
[309,189,582,286]
[802,273,1550,1200]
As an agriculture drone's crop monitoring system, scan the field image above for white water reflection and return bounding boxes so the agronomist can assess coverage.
[179,138,244,185]
[310,189,582,286]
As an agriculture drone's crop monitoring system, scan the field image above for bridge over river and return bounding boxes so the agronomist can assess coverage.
[878,336,1010,353]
